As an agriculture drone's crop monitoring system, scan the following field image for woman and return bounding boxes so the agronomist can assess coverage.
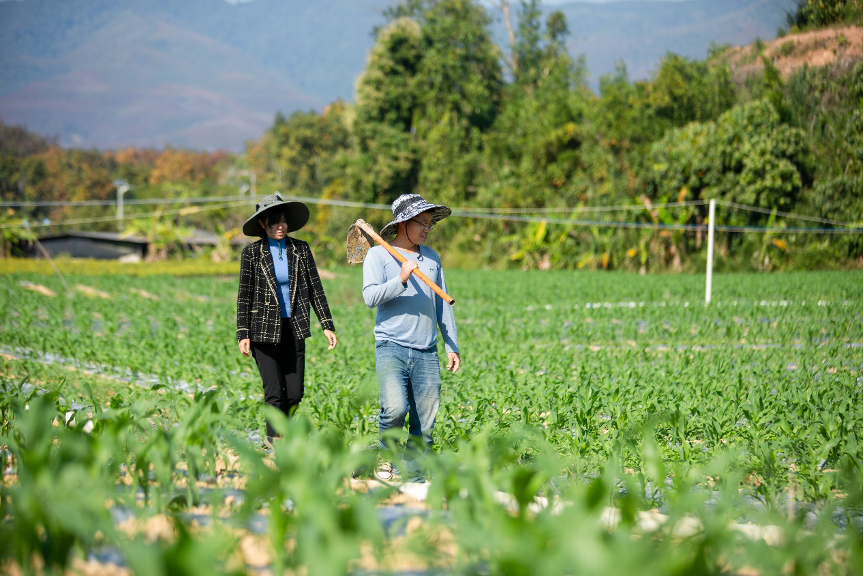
[236,193,337,449]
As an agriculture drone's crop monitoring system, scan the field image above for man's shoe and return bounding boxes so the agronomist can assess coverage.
[375,459,401,481]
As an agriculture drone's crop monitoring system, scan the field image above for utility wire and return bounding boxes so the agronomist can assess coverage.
[1,200,249,230]
[714,199,856,226]
[266,193,392,211]
[21,221,74,298]
[449,200,708,214]
[452,211,863,234]
[4,193,860,227]
[4,194,862,234]
[454,211,705,230]
[714,225,863,234]
[0,195,254,208]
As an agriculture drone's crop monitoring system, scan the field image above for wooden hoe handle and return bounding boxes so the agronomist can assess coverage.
[354,220,455,305]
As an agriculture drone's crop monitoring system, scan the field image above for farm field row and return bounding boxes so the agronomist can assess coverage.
[1,267,861,574]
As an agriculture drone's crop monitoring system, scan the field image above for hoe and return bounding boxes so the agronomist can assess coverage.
[347,219,455,305]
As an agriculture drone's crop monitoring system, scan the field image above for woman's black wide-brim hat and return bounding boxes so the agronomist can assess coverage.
[242,193,309,237]
[380,193,451,238]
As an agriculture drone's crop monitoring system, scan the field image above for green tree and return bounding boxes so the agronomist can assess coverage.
[414,0,502,131]
[592,63,654,160]
[471,6,592,267]
[0,120,53,202]
[786,0,863,28]
[784,60,862,257]
[513,0,543,86]
[121,208,194,261]
[349,0,504,207]
[646,100,812,222]
[270,105,350,195]
[587,54,736,209]
[348,17,425,204]
[411,0,504,204]
[648,53,736,129]
[482,8,587,209]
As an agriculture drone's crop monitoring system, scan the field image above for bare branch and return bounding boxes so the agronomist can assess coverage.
[498,0,518,73]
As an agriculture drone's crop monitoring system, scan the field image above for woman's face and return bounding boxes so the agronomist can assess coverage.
[260,214,288,240]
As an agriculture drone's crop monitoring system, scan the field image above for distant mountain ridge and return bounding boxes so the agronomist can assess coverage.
[555,0,797,83]
[0,0,796,151]
[0,0,391,150]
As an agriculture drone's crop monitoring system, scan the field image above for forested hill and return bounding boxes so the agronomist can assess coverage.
[554,0,798,88]
[0,0,795,151]
[0,0,393,150]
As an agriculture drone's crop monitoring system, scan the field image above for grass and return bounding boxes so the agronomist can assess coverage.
[0,264,861,574]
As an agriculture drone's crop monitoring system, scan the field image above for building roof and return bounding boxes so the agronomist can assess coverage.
[37,231,148,244]
[37,230,246,246]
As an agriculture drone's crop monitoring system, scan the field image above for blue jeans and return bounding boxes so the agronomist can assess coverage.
[375,340,441,453]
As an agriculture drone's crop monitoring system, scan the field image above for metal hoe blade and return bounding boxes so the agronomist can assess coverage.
[347,223,373,264]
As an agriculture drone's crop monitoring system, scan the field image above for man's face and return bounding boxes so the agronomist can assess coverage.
[407,212,434,245]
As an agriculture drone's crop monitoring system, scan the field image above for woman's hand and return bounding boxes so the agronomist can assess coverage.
[446,352,461,373]
[323,329,337,350]
[238,338,250,357]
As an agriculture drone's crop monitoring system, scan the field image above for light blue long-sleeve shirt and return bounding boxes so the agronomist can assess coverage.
[362,245,458,354]
[267,236,291,318]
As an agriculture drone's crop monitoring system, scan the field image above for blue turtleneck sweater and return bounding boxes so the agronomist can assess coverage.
[267,236,292,318]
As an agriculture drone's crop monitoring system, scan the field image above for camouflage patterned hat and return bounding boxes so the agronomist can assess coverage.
[380,194,451,238]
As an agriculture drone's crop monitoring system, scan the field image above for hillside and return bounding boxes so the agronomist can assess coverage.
[553,0,798,83]
[0,0,798,151]
[717,24,863,82]
[0,0,390,150]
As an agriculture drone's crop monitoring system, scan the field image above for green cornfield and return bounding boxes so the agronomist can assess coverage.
[1,264,861,575]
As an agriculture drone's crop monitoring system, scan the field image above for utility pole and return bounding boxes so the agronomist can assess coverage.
[705,199,716,305]
[114,179,130,232]
[236,170,256,198]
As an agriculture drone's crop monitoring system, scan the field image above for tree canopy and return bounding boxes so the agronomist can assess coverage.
[3,0,861,271]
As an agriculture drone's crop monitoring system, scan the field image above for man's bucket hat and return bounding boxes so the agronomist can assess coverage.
[380,193,451,238]
[242,193,309,237]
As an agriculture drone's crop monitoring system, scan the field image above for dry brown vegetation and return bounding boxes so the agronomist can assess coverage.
[719,25,862,82]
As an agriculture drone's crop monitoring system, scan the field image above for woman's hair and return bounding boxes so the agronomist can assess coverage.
[259,206,291,236]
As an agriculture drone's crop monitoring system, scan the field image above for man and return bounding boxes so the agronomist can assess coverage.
[362,193,460,482]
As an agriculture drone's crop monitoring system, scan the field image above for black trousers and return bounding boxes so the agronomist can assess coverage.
[251,320,305,438]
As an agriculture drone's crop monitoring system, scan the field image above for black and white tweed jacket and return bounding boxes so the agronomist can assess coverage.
[236,237,335,343]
